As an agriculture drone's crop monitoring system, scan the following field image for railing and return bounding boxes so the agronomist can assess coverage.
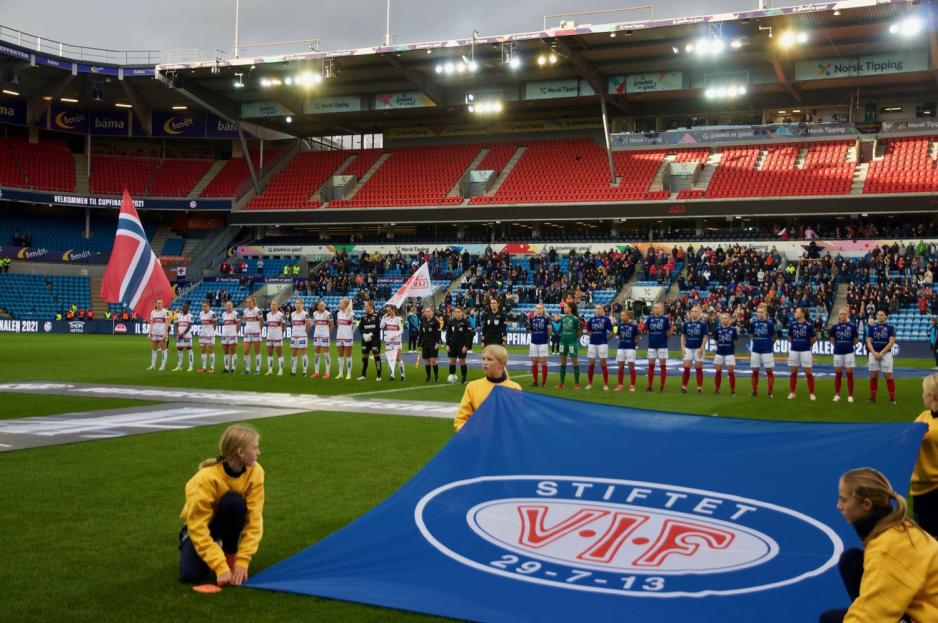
[233,142,299,202]
[0,24,160,65]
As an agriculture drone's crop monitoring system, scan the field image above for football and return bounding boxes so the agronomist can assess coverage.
[447,374,458,384]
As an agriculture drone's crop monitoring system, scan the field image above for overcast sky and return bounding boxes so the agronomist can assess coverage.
[3,0,751,59]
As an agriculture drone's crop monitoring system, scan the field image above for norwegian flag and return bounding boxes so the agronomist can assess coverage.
[99,190,174,318]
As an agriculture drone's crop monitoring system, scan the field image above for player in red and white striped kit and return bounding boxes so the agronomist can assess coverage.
[335,298,355,380]
[220,300,240,373]
[197,300,216,372]
[289,298,310,376]
[147,298,169,371]
[381,304,406,381]
[310,300,334,379]
[172,301,194,372]
[265,301,285,376]
[242,295,263,375]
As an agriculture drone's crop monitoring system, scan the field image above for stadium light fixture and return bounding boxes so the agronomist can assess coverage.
[285,116,292,123]
[172,105,188,110]
[2,89,19,96]
[508,56,522,70]
[115,102,132,108]
[61,97,78,103]
[704,84,746,99]
[890,16,923,37]
[778,31,809,48]
[234,73,245,88]
[730,38,743,49]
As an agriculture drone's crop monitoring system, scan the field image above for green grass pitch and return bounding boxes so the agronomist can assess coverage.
[0,333,934,622]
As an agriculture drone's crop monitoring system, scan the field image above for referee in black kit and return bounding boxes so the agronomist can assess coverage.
[418,306,442,383]
[480,298,507,347]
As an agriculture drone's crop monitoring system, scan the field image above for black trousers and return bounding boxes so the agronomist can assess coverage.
[932,341,938,366]
[914,487,938,540]
[818,548,863,623]
[178,492,247,583]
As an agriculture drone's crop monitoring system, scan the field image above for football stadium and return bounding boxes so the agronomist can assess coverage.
[2,0,938,620]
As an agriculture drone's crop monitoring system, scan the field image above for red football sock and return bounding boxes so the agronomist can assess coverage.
[618,363,624,385]
[532,363,538,380]
[789,371,798,393]
[715,370,723,391]
[886,378,896,400]
[601,363,608,384]
[696,368,704,389]
[682,366,691,387]
[751,370,759,394]
[766,370,775,395]
[834,370,842,395]
[630,367,637,386]
[846,370,854,396]
[647,360,655,387]
[588,362,595,384]
[542,363,548,385]
[729,371,736,392]
[870,377,878,399]
[806,373,815,394]
[659,360,667,390]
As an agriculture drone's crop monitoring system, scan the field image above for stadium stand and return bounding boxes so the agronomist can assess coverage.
[160,237,185,256]
[5,138,76,192]
[0,212,158,253]
[863,135,938,194]
[169,280,254,315]
[244,151,349,210]
[327,144,476,207]
[0,274,90,319]
[90,155,159,196]
[200,151,279,198]
[147,159,213,197]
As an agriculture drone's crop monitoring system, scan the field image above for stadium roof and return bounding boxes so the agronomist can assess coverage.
[1,0,935,139]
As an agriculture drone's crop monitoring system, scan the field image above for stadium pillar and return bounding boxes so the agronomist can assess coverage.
[84,208,90,240]
[600,97,616,185]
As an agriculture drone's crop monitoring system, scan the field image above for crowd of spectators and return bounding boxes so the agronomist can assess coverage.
[11,228,33,247]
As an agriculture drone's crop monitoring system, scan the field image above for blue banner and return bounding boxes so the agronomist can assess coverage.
[75,63,120,77]
[131,112,147,137]
[91,110,131,136]
[0,97,27,125]
[248,388,925,622]
[35,55,72,70]
[0,43,30,61]
[48,105,89,134]
[0,187,231,211]
[151,110,206,138]
[205,113,242,138]
[124,66,156,78]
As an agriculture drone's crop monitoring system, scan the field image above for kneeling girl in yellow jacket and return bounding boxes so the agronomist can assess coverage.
[454,345,521,432]
[179,424,265,586]
[819,467,938,623]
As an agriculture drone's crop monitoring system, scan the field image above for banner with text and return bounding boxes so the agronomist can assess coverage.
[151,110,206,138]
[794,51,928,81]
[303,95,363,114]
[0,97,27,125]
[374,90,435,110]
[609,72,684,94]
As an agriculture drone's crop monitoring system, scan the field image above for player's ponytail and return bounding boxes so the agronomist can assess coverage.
[199,424,259,469]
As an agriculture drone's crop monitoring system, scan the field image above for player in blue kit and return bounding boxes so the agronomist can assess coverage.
[614,310,640,392]
[829,307,859,403]
[749,304,777,397]
[528,304,551,387]
[867,310,897,404]
[713,313,739,395]
[680,305,708,394]
[645,303,673,392]
[586,304,613,391]
[787,307,817,401]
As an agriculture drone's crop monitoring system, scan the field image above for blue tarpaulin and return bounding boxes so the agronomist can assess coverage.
[248,388,926,622]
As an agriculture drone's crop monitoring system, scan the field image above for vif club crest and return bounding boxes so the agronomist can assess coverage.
[416,476,842,597]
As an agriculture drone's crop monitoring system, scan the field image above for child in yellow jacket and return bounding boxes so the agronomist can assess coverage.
[819,467,938,623]
[179,424,265,587]
[912,374,938,538]
[454,345,521,432]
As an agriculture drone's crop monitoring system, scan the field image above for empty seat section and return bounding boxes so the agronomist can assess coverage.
[245,151,349,210]
[148,159,213,196]
[475,143,519,174]
[7,138,75,192]
[0,274,90,319]
[329,144,479,208]
[863,136,938,194]
[0,138,27,187]
[90,155,159,195]
[200,150,277,198]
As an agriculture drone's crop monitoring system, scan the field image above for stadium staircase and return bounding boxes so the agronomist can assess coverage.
[449,148,489,199]
[73,153,89,195]
[615,267,642,304]
[482,146,526,197]
[188,161,227,198]
[338,152,391,201]
[827,283,850,328]
[89,275,108,319]
[647,155,674,192]
[150,224,175,260]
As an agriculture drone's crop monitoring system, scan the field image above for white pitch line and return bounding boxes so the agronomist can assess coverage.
[347,374,533,398]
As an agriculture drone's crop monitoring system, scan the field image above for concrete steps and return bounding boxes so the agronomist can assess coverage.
[692,152,721,191]
[89,274,108,319]
[73,153,89,194]
[828,282,850,328]
[754,150,768,171]
[850,162,869,194]
[313,154,357,202]
[485,146,526,196]
[342,152,391,200]
[149,223,174,257]
[449,148,489,198]
[648,155,676,192]
[189,160,226,198]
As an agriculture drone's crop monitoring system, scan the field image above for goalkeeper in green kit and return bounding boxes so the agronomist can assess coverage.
[555,302,582,389]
